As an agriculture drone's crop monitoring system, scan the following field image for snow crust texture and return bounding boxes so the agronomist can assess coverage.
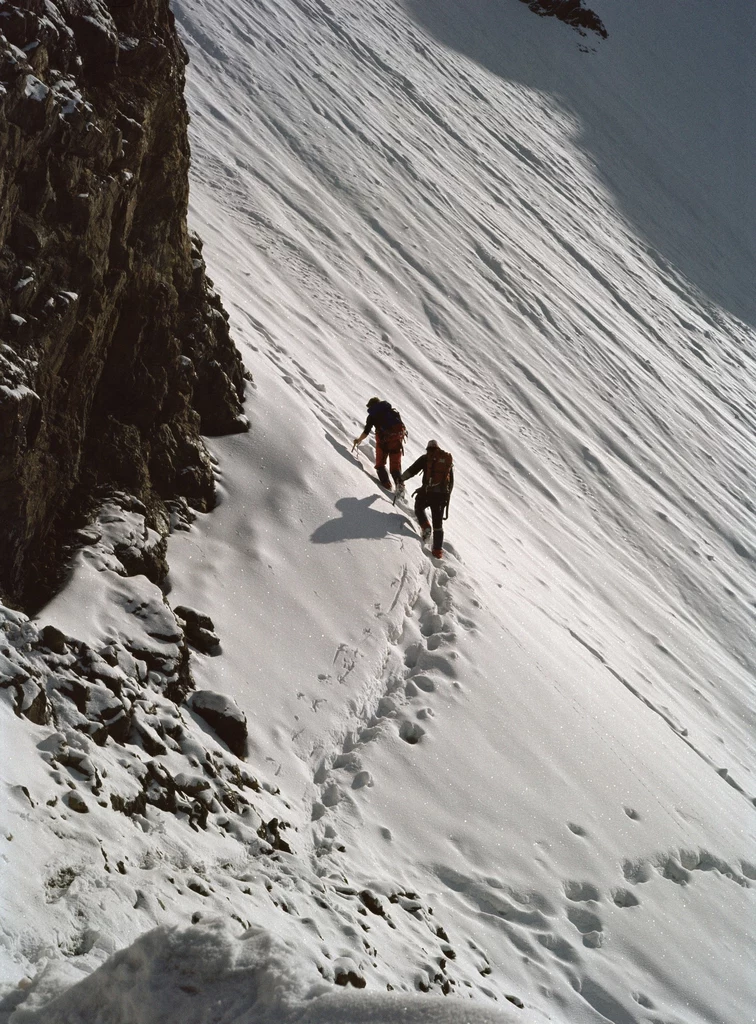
[2,0,755,1022]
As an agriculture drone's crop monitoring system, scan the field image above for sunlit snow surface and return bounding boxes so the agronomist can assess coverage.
[4,0,755,1021]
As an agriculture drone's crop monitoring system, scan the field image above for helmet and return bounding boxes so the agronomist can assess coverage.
[426,439,439,449]
[366,396,380,409]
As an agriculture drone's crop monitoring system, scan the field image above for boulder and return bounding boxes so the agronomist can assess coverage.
[191,690,248,758]
[67,791,89,813]
[40,624,67,654]
[174,605,221,654]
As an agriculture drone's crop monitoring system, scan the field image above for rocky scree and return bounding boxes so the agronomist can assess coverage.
[0,501,284,843]
[0,0,249,608]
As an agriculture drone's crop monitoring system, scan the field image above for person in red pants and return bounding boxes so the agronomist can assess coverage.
[352,397,407,491]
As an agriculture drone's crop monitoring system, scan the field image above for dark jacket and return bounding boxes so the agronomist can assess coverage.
[364,401,403,437]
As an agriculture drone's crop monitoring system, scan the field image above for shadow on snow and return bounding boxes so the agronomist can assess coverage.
[311,495,412,544]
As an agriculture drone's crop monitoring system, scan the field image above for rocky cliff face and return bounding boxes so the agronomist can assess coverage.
[0,0,248,608]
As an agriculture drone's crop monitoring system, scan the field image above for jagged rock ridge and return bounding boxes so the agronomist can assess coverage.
[518,0,608,39]
[0,0,248,607]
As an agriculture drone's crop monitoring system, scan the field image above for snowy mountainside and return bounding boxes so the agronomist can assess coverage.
[2,0,755,1022]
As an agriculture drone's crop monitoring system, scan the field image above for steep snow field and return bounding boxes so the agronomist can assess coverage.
[3,1,755,1022]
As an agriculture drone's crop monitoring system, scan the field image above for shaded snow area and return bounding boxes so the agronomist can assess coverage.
[2,0,755,1021]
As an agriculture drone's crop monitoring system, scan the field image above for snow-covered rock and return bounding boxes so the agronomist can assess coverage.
[191,690,247,758]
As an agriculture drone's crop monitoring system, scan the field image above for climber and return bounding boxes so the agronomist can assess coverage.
[352,397,407,491]
[401,440,454,559]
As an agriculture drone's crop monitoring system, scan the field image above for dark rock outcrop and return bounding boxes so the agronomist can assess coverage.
[0,0,249,607]
[191,690,249,759]
[518,0,608,39]
[174,605,221,655]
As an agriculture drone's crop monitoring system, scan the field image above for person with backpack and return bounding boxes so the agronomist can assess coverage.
[352,397,407,492]
[400,440,454,559]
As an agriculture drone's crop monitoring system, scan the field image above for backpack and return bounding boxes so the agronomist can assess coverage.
[423,448,453,493]
[372,401,403,430]
[373,402,406,453]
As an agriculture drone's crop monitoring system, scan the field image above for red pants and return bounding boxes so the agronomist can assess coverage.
[375,436,402,474]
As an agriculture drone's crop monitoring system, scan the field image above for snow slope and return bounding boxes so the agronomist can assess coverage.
[2,0,755,1021]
